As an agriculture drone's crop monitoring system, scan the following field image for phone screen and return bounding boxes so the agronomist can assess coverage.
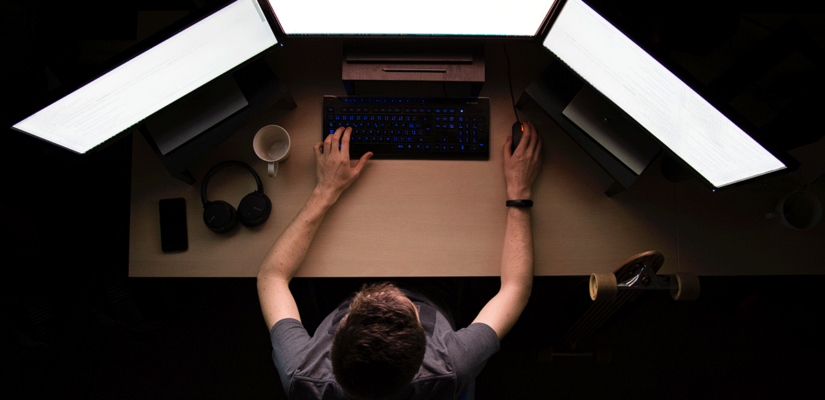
[159,198,188,252]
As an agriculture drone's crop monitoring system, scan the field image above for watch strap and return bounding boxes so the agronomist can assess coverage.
[506,199,533,208]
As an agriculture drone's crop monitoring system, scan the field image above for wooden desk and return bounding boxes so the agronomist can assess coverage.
[129,38,825,277]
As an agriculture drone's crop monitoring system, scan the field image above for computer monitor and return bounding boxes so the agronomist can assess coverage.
[12,0,278,155]
[264,1,560,97]
[541,0,789,189]
[265,0,558,37]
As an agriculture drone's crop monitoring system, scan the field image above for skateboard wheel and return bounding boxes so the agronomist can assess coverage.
[589,273,617,301]
[671,273,700,301]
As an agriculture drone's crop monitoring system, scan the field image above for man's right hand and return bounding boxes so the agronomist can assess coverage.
[313,126,373,205]
[503,121,542,200]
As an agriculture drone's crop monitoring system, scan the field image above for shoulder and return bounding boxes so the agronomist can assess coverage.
[270,318,312,379]
[276,308,349,399]
[440,322,500,362]
[407,308,499,398]
[442,323,500,396]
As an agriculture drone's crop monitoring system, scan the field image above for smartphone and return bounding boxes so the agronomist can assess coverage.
[159,198,188,252]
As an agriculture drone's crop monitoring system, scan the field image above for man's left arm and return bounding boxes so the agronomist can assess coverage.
[472,121,542,340]
[257,127,372,332]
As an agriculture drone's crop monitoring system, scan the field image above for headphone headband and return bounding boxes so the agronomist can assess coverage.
[201,161,264,207]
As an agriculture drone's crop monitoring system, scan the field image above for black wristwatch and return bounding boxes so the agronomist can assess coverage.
[506,200,533,208]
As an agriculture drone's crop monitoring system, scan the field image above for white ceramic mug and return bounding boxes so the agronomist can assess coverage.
[766,190,822,230]
[253,125,291,177]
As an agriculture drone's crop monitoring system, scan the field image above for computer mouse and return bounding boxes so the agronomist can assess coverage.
[511,122,523,154]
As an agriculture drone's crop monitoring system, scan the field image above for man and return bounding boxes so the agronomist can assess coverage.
[258,122,543,399]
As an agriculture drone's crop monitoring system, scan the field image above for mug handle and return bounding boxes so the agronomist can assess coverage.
[268,161,279,177]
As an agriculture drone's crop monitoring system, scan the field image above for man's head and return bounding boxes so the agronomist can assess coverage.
[331,282,426,400]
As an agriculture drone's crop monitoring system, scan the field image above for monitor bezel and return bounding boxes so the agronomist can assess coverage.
[536,0,798,191]
[12,0,280,156]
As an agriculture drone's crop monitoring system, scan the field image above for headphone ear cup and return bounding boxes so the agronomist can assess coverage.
[238,192,272,227]
[203,201,238,233]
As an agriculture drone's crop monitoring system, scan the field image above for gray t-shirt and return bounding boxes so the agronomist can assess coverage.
[269,290,500,400]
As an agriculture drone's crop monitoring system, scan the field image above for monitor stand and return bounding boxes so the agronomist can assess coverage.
[517,61,661,196]
[139,57,295,184]
[562,85,660,177]
[145,74,249,156]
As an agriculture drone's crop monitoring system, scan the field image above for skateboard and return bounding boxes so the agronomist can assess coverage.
[538,251,699,364]
[589,251,700,302]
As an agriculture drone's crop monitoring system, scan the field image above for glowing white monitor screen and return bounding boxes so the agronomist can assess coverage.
[13,0,277,154]
[267,0,557,36]
[544,0,785,188]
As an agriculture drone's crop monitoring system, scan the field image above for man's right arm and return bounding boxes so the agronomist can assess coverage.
[257,127,372,332]
[472,121,542,340]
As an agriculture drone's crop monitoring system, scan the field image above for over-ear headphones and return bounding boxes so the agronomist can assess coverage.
[201,161,272,233]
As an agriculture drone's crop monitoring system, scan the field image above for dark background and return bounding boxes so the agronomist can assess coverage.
[2,1,824,399]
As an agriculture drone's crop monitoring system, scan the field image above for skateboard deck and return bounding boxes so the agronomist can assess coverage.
[560,251,664,350]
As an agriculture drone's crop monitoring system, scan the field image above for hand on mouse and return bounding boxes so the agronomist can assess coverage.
[503,121,542,200]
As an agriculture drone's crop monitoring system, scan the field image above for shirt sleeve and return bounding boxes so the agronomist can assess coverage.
[270,318,311,394]
[447,322,501,395]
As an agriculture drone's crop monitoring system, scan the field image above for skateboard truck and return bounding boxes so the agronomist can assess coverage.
[590,263,700,302]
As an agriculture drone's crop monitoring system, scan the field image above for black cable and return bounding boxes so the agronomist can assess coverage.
[799,170,823,192]
[811,173,824,187]
[503,43,520,123]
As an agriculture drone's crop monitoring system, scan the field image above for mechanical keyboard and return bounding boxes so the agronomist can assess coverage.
[322,96,490,160]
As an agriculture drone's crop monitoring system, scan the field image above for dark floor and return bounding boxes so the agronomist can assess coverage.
[2,1,825,399]
[4,258,825,399]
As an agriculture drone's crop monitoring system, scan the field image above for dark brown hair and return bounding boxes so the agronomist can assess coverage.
[331,282,426,399]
